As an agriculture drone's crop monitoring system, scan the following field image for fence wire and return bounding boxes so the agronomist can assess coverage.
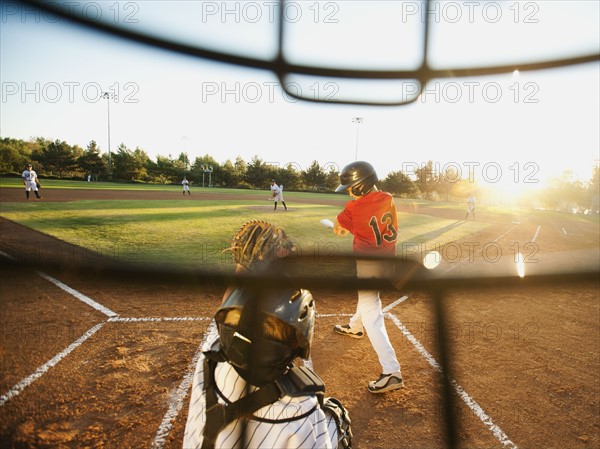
[8,1,600,447]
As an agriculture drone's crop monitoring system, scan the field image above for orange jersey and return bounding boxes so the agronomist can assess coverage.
[337,191,398,255]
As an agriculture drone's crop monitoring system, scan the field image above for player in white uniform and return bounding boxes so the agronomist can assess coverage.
[270,180,287,211]
[465,194,476,220]
[182,177,191,195]
[21,164,42,199]
[182,288,351,449]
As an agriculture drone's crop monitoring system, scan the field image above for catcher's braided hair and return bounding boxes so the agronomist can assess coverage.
[223,220,296,271]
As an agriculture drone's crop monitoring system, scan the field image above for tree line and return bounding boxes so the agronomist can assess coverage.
[0,136,413,194]
[1,137,597,212]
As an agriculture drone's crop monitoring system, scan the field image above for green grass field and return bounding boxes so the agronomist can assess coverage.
[11,180,587,269]
[1,177,178,191]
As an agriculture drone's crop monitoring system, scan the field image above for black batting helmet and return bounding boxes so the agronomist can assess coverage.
[335,161,378,196]
[215,287,315,386]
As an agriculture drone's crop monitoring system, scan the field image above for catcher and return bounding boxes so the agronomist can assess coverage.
[182,221,352,449]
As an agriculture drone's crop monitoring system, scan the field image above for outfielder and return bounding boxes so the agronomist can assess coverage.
[183,221,352,449]
[465,194,476,220]
[182,177,191,195]
[331,161,403,394]
[21,163,42,200]
[270,180,287,211]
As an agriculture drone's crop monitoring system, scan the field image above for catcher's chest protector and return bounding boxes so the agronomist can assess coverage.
[201,354,325,449]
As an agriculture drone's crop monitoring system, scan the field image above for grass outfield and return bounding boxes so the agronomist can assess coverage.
[2,198,478,267]
[0,192,498,270]
[8,180,594,268]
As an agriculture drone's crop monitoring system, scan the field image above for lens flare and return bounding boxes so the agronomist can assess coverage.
[423,251,441,270]
[516,252,525,278]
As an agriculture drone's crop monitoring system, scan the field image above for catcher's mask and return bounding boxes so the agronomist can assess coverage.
[335,161,378,196]
[215,288,315,386]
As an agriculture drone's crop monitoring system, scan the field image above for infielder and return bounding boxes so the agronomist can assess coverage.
[21,164,42,200]
[465,194,476,220]
[183,221,352,449]
[182,177,191,195]
[270,180,287,211]
[331,161,403,394]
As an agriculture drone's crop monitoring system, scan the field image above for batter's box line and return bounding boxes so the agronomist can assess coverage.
[107,317,213,322]
[152,321,218,449]
[317,295,409,319]
[386,311,519,449]
[1,250,117,318]
[0,321,106,407]
[36,271,118,318]
[109,314,356,322]
[383,295,410,312]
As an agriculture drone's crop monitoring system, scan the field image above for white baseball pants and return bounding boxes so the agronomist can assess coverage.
[348,259,401,374]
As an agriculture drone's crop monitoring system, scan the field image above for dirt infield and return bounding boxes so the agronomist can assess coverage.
[0,186,348,207]
[1,187,598,449]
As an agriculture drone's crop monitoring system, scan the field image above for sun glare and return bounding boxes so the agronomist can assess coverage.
[483,178,533,204]
[516,252,525,278]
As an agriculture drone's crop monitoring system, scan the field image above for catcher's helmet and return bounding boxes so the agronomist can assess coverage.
[215,287,315,386]
[335,161,378,196]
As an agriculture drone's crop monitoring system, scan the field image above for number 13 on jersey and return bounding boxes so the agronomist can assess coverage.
[369,212,398,246]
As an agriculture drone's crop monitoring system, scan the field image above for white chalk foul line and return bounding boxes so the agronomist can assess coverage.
[0,250,16,261]
[443,223,521,274]
[152,321,218,449]
[36,271,118,318]
[2,253,115,318]
[0,253,116,406]
[386,313,518,449]
[108,317,212,323]
[492,223,521,243]
[532,225,541,243]
[0,322,105,407]
[6,248,513,446]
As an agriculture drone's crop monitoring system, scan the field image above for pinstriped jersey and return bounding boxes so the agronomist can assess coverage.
[336,190,398,255]
[183,354,338,449]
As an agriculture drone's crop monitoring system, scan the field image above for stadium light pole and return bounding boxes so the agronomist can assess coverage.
[102,92,114,178]
[352,117,363,161]
[181,136,190,175]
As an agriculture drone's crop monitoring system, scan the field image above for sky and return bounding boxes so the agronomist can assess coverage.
[1,1,599,196]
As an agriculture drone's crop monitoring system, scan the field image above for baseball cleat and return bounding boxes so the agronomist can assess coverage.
[334,324,364,339]
[368,372,404,393]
